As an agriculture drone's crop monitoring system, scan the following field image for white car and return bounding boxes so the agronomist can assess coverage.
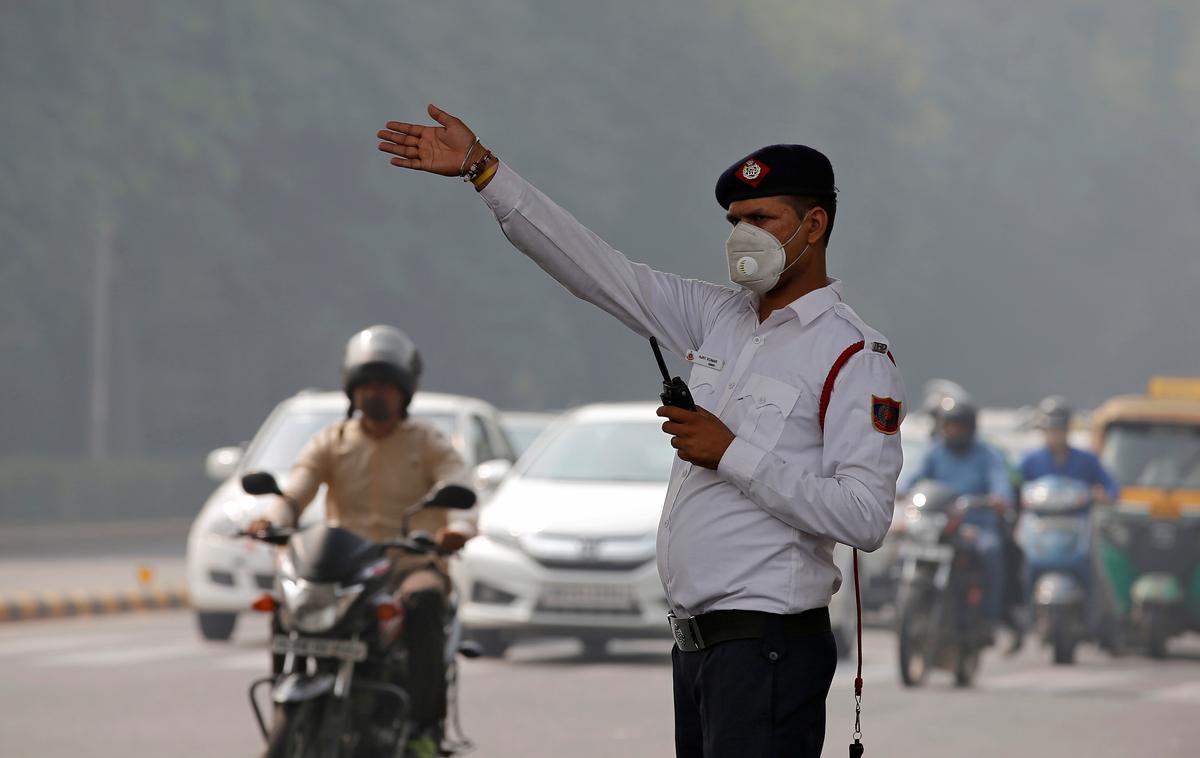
[451,402,856,658]
[187,389,515,641]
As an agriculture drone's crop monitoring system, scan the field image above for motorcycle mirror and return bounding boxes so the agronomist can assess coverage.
[424,484,477,511]
[241,471,283,497]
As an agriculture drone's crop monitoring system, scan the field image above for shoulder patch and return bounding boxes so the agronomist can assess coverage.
[872,395,902,434]
[871,341,888,354]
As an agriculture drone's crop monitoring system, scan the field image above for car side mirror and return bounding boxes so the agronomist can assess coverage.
[205,446,244,481]
[474,459,513,492]
[241,471,283,497]
[424,484,477,510]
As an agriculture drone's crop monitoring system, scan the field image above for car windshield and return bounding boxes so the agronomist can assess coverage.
[504,421,553,456]
[246,407,456,473]
[1101,421,1200,490]
[521,419,673,482]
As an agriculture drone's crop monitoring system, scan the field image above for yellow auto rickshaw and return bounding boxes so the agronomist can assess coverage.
[1092,377,1200,658]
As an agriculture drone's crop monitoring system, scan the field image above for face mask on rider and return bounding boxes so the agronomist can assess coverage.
[360,396,395,423]
[725,210,812,295]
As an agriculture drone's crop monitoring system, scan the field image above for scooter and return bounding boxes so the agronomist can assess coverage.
[1017,476,1094,665]
[240,471,478,758]
[894,480,993,688]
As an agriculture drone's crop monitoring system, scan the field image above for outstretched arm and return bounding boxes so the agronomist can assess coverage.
[377,106,736,358]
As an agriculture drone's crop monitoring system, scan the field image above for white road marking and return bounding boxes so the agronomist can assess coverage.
[0,632,136,657]
[1145,680,1200,704]
[214,652,273,671]
[44,643,211,667]
[985,667,1136,694]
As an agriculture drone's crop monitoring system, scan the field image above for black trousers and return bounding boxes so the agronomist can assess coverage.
[672,615,837,758]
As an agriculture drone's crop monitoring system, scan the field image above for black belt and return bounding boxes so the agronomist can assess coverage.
[669,607,831,652]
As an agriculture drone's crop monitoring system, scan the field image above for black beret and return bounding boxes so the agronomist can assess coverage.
[715,144,837,210]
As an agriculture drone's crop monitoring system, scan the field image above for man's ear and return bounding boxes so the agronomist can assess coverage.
[806,207,829,245]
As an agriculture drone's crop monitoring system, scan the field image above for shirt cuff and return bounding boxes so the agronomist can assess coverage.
[717,437,767,494]
[477,161,522,219]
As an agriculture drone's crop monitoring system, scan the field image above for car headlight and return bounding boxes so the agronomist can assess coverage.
[480,525,523,550]
[280,578,364,633]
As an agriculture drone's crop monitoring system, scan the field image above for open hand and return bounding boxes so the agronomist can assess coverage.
[657,405,735,470]
[377,104,479,176]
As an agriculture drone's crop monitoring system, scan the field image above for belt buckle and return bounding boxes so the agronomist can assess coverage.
[668,613,705,652]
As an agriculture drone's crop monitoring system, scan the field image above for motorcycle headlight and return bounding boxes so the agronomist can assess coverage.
[280,579,364,633]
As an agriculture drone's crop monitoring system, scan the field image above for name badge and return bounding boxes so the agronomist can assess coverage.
[685,349,725,371]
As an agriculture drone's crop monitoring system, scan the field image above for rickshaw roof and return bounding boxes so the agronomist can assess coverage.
[1092,395,1200,433]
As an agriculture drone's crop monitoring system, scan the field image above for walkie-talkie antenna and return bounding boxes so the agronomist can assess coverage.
[649,337,672,382]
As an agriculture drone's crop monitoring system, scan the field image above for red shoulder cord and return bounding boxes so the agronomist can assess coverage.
[819,341,895,755]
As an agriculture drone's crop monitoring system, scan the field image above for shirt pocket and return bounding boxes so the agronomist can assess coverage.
[733,373,802,451]
[687,363,723,408]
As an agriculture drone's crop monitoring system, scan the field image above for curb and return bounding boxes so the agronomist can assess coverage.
[0,586,190,623]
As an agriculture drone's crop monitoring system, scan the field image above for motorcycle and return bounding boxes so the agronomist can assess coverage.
[239,471,479,757]
[894,480,994,687]
[1017,476,1094,665]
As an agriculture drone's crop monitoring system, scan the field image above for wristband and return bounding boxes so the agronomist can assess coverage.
[472,158,499,190]
[458,139,480,177]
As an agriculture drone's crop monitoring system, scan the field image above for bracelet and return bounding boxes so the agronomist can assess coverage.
[458,138,480,177]
[463,149,492,183]
[472,157,499,190]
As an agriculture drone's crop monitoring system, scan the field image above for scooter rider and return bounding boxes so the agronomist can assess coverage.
[901,400,1013,631]
[247,325,473,758]
[1020,396,1117,503]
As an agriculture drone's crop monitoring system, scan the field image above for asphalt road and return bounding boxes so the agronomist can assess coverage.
[2,610,1198,757]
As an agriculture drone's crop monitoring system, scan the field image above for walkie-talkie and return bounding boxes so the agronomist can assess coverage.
[650,337,696,411]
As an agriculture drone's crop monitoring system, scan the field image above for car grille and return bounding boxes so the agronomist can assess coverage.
[254,573,275,590]
[208,569,235,587]
[531,557,654,572]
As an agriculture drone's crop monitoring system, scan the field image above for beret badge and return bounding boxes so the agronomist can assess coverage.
[738,159,770,188]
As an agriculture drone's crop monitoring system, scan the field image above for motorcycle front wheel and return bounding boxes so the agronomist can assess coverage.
[897,588,934,687]
[1049,608,1077,665]
[265,700,325,758]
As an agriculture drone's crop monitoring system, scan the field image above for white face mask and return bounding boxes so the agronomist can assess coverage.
[725,211,812,294]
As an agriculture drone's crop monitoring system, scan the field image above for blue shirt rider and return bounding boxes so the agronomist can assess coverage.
[901,400,1012,624]
[1019,396,1117,503]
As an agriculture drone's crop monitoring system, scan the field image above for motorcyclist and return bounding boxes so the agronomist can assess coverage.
[247,325,473,758]
[1019,396,1118,503]
[900,399,1014,636]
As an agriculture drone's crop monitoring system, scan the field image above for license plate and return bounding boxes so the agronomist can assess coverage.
[899,542,953,563]
[271,635,368,662]
[539,583,635,611]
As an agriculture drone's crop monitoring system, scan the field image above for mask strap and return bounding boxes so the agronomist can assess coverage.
[777,210,813,278]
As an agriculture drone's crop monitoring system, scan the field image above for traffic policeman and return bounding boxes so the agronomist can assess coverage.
[378,105,906,758]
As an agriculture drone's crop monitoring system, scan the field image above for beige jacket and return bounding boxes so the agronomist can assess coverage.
[270,416,473,544]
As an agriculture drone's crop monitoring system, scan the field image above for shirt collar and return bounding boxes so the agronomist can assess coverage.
[743,278,844,326]
[787,278,844,326]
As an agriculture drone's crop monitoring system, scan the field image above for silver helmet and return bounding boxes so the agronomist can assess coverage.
[342,325,422,415]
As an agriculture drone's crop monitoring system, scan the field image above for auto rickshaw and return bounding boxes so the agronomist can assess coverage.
[1092,377,1200,658]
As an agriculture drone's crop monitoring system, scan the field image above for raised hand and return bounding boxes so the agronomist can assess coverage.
[377,104,479,177]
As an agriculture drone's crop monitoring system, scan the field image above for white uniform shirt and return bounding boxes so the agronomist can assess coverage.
[479,163,905,616]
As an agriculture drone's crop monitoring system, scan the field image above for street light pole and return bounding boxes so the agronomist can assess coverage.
[88,216,114,460]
